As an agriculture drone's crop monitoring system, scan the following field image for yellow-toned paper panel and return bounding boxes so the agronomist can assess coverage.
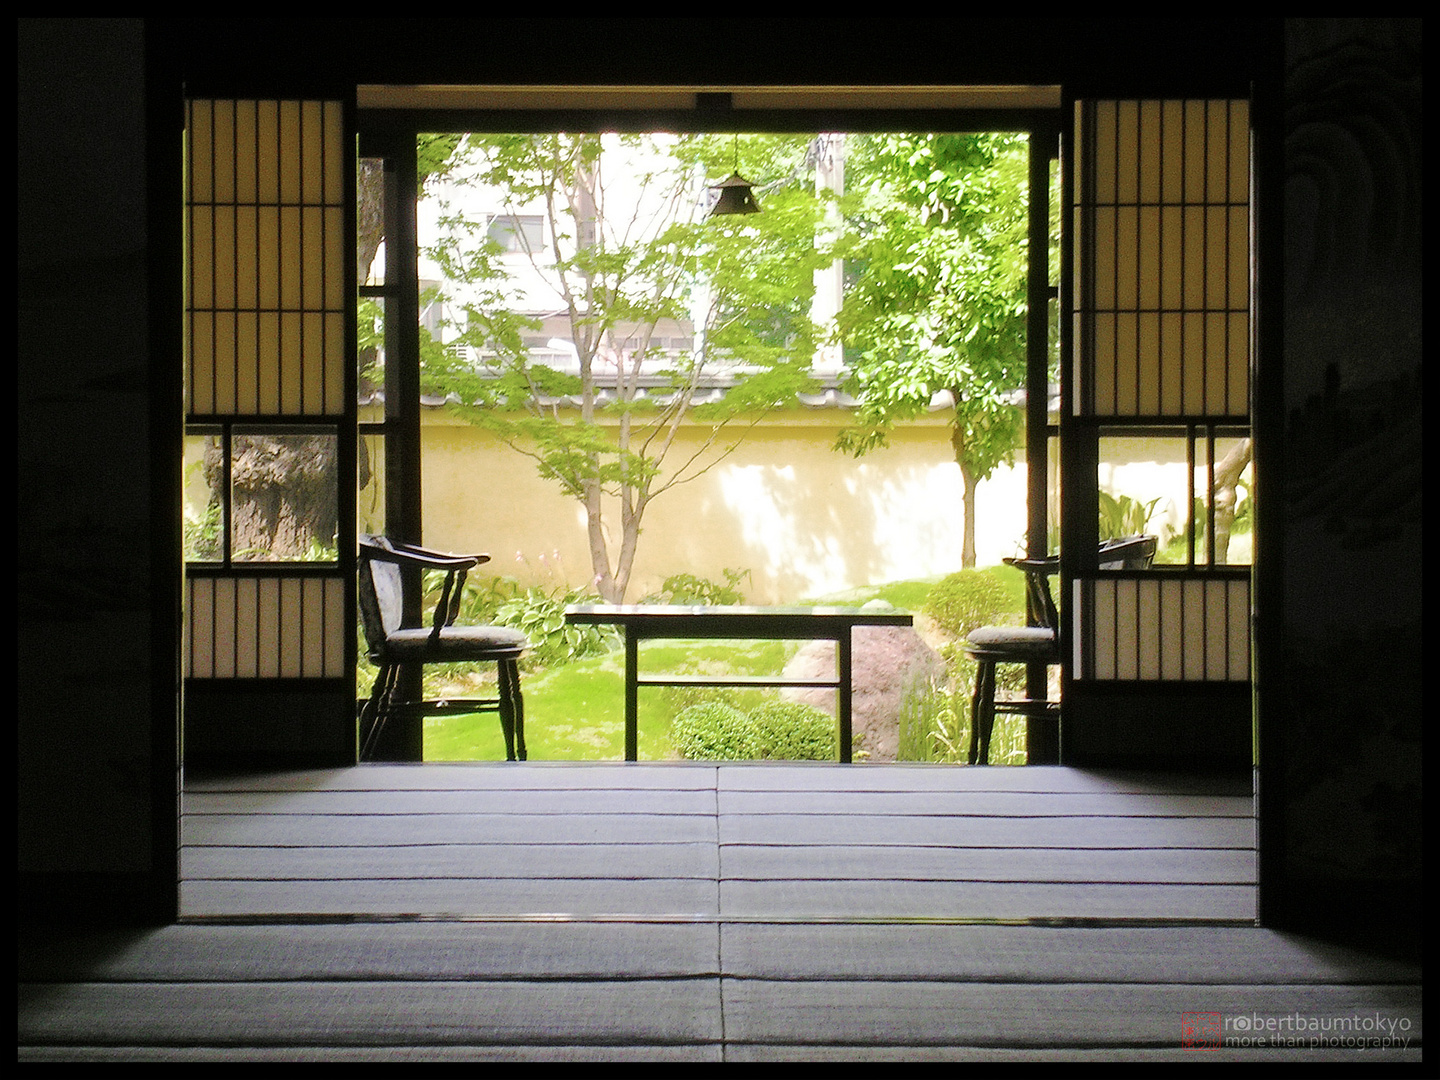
[234,100,258,205]
[1228,312,1250,417]
[329,577,347,677]
[186,577,211,678]
[301,100,326,206]
[1137,577,1163,681]
[1136,312,1160,415]
[302,205,326,310]
[1114,313,1138,415]
[255,100,279,205]
[325,311,346,414]
[1205,575,1231,679]
[1113,578,1139,681]
[1182,578,1207,681]
[1093,206,1116,310]
[211,205,235,308]
[1228,100,1251,205]
[1115,100,1139,206]
[323,101,345,206]
[278,100,302,206]
[1138,100,1162,206]
[1228,578,1251,681]
[1161,100,1185,204]
[210,576,237,679]
[256,312,281,414]
[1159,578,1185,681]
[210,99,235,206]
[1205,312,1230,415]
[1184,100,1208,203]
[189,205,213,312]
[188,100,213,205]
[1092,313,1115,416]
[1115,205,1138,311]
[1160,312,1184,415]
[325,206,346,310]
[233,576,258,678]
[280,312,302,414]
[257,576,281,679]
[1207,99,1232,205]
[278,577,302,678]
[1092,579,1116,680]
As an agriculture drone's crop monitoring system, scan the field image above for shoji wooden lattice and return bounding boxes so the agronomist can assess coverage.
[186,100,346,415]
[184,99,349,681]
[1072,99,1251,683]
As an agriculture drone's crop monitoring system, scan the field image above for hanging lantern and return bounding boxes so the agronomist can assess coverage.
[708,172,761,217]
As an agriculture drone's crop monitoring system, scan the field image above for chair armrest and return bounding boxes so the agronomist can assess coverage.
[363,542,487,572]
[392,540,492,567]
[1003,556,1060,574]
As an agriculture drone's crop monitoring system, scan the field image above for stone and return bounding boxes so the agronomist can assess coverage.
[781,601,948,762]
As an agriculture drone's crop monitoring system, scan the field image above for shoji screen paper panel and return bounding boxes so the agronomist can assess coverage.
[186,99,346,417]
[184,99,349,682]
[1073,99,1251,685]
[1074,99,1249,421]
[185,575,346,679]
[1075,576,1251,682]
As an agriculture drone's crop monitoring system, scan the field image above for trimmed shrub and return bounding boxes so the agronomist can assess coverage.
[671,698,838,761]
[749,700,837,761]
[923,569,1016,641]
[671,702,761,760]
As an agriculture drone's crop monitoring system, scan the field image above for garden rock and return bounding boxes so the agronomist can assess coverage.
[781,600,947,762]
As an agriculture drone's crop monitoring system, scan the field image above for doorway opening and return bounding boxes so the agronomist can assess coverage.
[356,106,1062,764]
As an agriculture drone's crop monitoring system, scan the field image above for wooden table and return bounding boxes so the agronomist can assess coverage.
[564,604,914,762]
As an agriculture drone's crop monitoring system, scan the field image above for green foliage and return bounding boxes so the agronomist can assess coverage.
[748,700,838,761]
[183,497,222,562]
[492,585,620,671]
[836,132,1031,472]
[420,132,833,601]
[643,567,751,606]
[670,702,761,760]
[835,132,1035,567]
[895,676,1027,766]
[1097,491,1162,541]
[670,698,836,761]
[923,569,1017,641]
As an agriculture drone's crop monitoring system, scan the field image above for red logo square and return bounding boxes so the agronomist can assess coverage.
[1181,1012,1222,1050]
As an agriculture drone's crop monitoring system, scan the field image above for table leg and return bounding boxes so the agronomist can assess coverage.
[837,630,852,764]
[624,630,638,762]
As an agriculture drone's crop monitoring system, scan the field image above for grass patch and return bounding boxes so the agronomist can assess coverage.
[420,569,1034,762]
[424,638,795,761]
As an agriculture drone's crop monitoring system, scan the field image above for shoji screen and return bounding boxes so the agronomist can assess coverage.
[183,98,355,762]
[1070,98,1252,691]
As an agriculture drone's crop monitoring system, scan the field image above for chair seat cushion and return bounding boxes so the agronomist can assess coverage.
[964,625,1058,662]
[381,625,528,662]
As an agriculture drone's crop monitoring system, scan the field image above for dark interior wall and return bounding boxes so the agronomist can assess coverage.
[1275,20,1422,927]
[16,19,1420,942]
[18,18,178,921]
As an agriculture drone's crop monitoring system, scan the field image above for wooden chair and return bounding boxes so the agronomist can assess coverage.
[358,534,528,761]
[965,535,1157,765]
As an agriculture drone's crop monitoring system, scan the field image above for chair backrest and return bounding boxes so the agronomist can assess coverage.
[1006,534,1159,632]
[357,535,406,657]
[1098,534,1159,570]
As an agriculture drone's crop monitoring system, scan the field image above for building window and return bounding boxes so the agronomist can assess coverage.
[486,214,544,253]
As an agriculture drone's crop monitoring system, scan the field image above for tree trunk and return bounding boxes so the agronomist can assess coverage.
[951,422,978,568]
[1212,438,1253,565]
[204,434,339,559]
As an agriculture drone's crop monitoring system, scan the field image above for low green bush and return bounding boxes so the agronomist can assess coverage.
[924,569,1017,641]
[748,700,837,761]
[671,698,837,761]
[670,702,760,760]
